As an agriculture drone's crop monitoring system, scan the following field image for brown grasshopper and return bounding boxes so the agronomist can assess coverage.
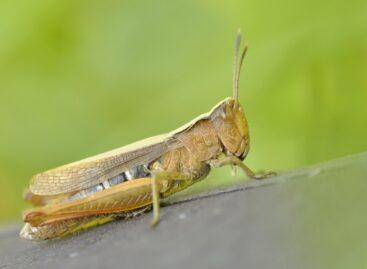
[20,30,274,240]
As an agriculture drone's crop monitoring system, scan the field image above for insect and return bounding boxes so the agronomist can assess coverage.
[20,30,275,240]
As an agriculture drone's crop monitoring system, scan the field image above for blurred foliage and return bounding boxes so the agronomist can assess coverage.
[0,0,366,222]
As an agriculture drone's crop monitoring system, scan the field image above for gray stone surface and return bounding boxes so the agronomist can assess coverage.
[1,152,366,269]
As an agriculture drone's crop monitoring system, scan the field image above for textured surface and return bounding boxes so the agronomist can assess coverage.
[1,152,366,269]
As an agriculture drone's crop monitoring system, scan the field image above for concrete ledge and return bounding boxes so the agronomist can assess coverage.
[1,152,366,269]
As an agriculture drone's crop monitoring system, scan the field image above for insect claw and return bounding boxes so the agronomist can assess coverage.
[253,171,277,180]
[231,165,237,176]
[150,215,159,227]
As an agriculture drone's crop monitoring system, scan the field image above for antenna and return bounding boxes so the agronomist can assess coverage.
[232,29,248,102]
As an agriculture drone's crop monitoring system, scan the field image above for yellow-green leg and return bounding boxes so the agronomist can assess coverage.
[209,156,276,179]
[151,176,160,227]
[150,171,196,227]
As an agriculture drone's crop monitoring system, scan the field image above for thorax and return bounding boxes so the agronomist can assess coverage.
[149,120,222,197]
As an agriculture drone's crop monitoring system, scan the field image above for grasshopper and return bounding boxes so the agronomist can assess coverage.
[20,30,274,240]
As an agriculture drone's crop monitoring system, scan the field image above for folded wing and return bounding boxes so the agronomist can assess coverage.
[30,134,181,196]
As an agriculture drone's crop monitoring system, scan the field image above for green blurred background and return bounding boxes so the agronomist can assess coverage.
[0,0,366,223]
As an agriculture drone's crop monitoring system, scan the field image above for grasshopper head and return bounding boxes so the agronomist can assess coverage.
[211,29,250,160]
[211,98,250,160]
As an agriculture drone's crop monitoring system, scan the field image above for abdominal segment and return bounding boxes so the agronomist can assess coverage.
[67,165,151,202]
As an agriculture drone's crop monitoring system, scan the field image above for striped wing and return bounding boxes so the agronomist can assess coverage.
[29,134,181,196]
